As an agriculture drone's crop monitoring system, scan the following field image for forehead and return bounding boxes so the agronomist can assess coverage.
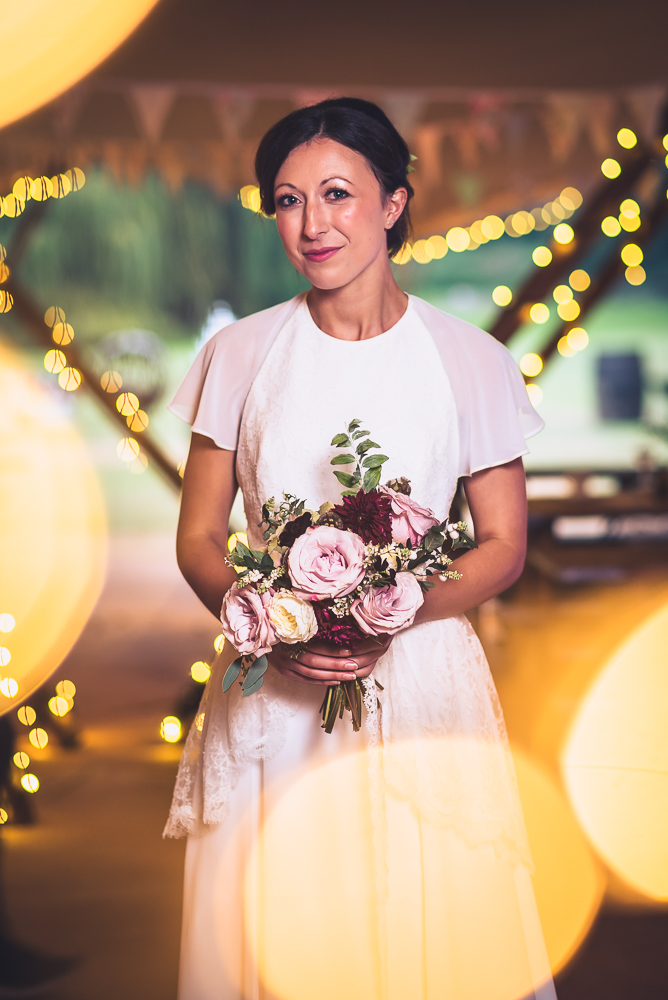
[275,138,375,187]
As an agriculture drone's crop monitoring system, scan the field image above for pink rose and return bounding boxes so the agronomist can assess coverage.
[379,486,440,546]
[220,583,276,655]
[288,526,366,601]
[351,572,424,636]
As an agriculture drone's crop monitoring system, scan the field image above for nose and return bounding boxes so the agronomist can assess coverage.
[303,200,328,241]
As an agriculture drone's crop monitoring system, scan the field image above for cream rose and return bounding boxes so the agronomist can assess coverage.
[267,590,318,644]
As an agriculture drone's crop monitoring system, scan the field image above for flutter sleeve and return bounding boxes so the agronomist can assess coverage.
[411,296,544,477]
[168,297,300,450]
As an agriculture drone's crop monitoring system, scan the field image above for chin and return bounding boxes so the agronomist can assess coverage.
[302,263,355,291]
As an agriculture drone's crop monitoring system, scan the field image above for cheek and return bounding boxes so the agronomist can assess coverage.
[276,214,301,257]
[339,201,386,247]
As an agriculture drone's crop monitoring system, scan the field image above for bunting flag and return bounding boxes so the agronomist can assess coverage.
[1,81,665,235]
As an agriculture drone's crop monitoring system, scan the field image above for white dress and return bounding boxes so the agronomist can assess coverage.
[166,295,557,1000]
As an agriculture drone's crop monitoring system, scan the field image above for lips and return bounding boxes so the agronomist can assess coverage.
[302,246,343,263]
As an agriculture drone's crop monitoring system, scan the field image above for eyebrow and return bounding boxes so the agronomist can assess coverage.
[274,176,354,190]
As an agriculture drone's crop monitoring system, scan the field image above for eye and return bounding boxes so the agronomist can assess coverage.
[276,193,300,208]
[325,187,350,201]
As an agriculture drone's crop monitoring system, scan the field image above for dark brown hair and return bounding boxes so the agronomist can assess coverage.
[255,97,413,257]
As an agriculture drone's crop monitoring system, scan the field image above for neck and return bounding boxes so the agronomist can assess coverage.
[306,254,408,341]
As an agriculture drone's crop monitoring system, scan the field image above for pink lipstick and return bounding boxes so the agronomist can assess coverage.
[303,246,342,263]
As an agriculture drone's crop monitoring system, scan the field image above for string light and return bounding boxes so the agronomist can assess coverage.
[481,215,505,240]
[239,185,262,212]
[553,285,573,304]
[392,244,413,265]
[557,300,581,322]
[601,158,621,179]
[0,613,15,632]
[427,234,448,258]
[621,244,643,266]
[492,285,512,307]
[619,213,640,233]
[44,349,66,374]
[48,695,72,717]
[625,265,646,286]
[116,392,139,415]
[616,128,637,149]
[13,751,30,769]
[529,303,550,324]
[558,336,577,358]
[227,531,249,551]
[601,216,622,237]
[445,227,470,252]
[52,322,74,345]
[100,370,123,392]
[569,269,591,291]
[0,647,11,666]
[117,438,141,462]
[214,634,226,653]
[20,774,39,793]
[0,809,7,825]
[44,306,66,326]
[553,224,575,245]
[126,410,149,432]
[0,290,14,313]
[566,328,589,351]
[17,705,36,726]
[29,728,49,749]
[411,239,434,264]
[161,716,182,743]
[0,678,19,698]
[190,661,211,683]
[56,680,76,698]
[58,367,82,391]
[532,246,552,267]
[520,353,543,377]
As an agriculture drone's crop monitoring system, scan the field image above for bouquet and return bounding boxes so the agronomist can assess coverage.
[219,420,475,733]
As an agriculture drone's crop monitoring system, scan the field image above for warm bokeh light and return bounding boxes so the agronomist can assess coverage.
[552,285,573,304]
[601,216,621,238]
[520,353,544,377]
[532,246,552,267]
[44,306,66,327]
[556,300,581,322]
[161,716,182,743]
[553,224,574,245]
[619,199,640,218]
[17,705,36,726]
[492,285,512,307]
[531,207,549,231]
[620,243,643,266]
[569,269,591,291]
[213,634,226,654]
[13,751,30,769]
[411,239,434,264]
[558,337,577,358]
[117,438,141,462]
[0,290,14,313]
[227,532,249,552]
[56,679,76,698]
[100,370,123,392]
[239,185,262,213]
[20,773,39,793]
[529,303,550,324]
[127,409,149,432]
[663,135,668,152]
[619,214,641,233]
[0,613,15,632]
[57,367,82,391]
[29,727,49,749]
[510,211,534,236]
[0,678,19,698]
[240,740,602,1000]
[601,158,621,179]
[49,695,72,717]
[427,234,448,259]
[44,349,66,374]
[392,244,413,265]
[446,227,470,252]
[52,322,74,346]
[566,328,589,351]
[31,176,54,201]
[190,660,212,683]
[468,222,488,246]
[559,187,583,212]
[0,647,11,667]
[129,453,149,475]
[116,392,140,416]
[526,384,543,407]
[0,343,106,715]
[0,0,160,129]
[0,809,7,824]
[562,601,668,900]
[625,265,646,286]
[481,215,505,240]
[616,128,637,149]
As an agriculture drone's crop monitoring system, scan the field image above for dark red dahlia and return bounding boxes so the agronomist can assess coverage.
[332,490,393,545]
[313,602,363,650]
[278,511,312,548]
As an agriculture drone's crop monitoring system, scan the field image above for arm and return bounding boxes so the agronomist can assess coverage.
[414,457,527,624]
[176,433,385,686]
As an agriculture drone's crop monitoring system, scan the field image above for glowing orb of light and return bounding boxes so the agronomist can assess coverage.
[617,128,637,149]
[410,239,434,264]
[520,353,543,377]
[0,0,161,129]
[532,246,552,267]
[446,227,470,252]
[529,303,550,324]
[492,285,512,307]
[562,600,668,900]
[190,661,211,683]
[49,695,72,717]
[601,158,621,179]
[391,244,413,265]
[0,342,106,716]
[0,613,15,632]
[526,384,543,407]
[29,727,49,749]
[569,269,590,291]
[213,634,226,654]
[161,716,182,743]
[17,705,36,726]
[553,224,574,245]
[601,216,622,238]
[20,773,39,793]
[621,244,643,267]
[234,739,601,1000]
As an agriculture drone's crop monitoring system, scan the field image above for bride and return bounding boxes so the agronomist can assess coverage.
[166,97,556,1000]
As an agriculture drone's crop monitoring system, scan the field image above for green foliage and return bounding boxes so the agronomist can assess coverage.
[329,419,389,495]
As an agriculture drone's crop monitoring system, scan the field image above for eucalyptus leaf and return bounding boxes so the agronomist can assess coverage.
[333,471,358,488]
[362,454,389,469]
[331,453,356,465]
[351,429,370,441]
[222,657,243,692]
[242,654,268,696]
[356,439,380,455]
[347,419,362,430]
[331,433,351,447]
[362,467,382,492]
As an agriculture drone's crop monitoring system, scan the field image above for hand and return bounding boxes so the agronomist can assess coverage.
[269,634,393,687]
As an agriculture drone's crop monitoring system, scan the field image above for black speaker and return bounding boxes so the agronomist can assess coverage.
[597,353,643,421]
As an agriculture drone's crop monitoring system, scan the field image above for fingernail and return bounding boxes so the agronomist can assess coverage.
[344,661,357,670]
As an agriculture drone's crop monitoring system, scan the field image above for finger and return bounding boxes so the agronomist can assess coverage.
[277,667,334,686]
[293,650,358,674]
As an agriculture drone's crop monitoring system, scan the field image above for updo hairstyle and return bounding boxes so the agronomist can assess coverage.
[255,97,414,257]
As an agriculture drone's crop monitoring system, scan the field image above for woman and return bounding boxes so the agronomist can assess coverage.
[167,97,556,1000]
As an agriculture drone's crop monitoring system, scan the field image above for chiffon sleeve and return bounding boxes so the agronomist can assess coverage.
[410,296,544,477]
[168,297,301,450]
